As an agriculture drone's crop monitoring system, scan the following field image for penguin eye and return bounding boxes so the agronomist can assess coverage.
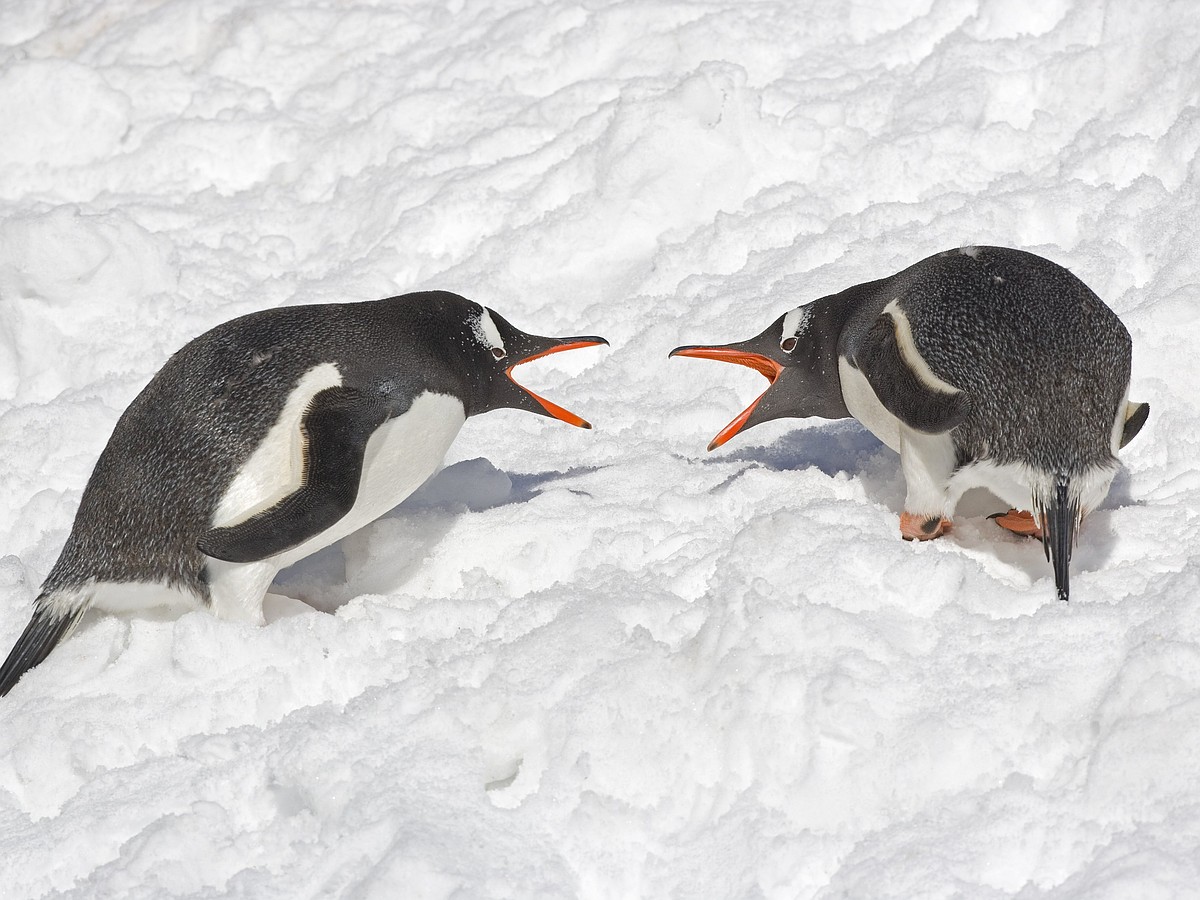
[491,347,507,360]
[780,336,798,353]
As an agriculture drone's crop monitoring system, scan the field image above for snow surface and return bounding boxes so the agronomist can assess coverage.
[2,1,1199,897]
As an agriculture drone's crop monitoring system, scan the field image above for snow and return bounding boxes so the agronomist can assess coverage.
[1,1,1199,896]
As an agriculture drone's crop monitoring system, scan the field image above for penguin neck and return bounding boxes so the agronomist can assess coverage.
[430,328,487,417]
[797,284,877,420]
[460,359,490,417]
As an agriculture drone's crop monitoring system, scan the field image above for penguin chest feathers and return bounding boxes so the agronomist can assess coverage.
[837,356,904,453]
[212,362,466,567]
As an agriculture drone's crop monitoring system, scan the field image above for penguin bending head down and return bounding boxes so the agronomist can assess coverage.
[672,246,1148,603]
[0,291,606,696]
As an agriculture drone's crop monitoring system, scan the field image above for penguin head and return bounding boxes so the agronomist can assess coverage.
[671,304,841,450]
[465,304,607,428]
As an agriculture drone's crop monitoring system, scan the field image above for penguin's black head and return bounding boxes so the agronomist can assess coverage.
[467,304,607,428]
[670,303,846,450]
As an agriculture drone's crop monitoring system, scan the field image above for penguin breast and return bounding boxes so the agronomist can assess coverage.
[269,390,466,568]
[837,357,902,452]
[211,364,467,570]
[328,392,467,543]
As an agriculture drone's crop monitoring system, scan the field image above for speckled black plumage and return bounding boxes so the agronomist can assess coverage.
[840,246,1132,473]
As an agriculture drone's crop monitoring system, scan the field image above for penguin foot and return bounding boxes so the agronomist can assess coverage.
[899,512,952,541]
[989,509,1043,540]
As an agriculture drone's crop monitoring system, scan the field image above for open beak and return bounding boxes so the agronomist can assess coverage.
[508,336,608,428]
[669,344,784,450]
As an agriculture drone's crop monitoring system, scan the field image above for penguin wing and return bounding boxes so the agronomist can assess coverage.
[853,303,971,435]
[198,386,390,564]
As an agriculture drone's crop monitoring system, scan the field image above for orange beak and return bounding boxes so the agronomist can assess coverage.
[669,345,784,450]
[507,338,608,428]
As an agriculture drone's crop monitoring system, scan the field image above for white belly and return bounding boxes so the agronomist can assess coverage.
[838,357,901,452]
[87,580,201,615]
[206,375,467,622]
[945,459,1034,511]
[272,390,466,566]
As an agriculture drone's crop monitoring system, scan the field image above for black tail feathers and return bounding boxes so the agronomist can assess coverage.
[0,599,87,697]
[1038,475,1081,603]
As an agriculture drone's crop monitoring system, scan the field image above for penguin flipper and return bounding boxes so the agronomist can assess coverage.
[855,304,971,435]
[199,387,390,564]
[1120,401,1149,448]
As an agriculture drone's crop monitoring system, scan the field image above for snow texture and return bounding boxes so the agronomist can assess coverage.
[2,1,1198,897]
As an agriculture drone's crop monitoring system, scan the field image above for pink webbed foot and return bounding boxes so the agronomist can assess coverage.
[989,509,1043,540]
[900,511,952,541]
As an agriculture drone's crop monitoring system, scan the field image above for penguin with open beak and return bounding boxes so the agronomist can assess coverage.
[672,246,1149,603]
[0,291,606,696]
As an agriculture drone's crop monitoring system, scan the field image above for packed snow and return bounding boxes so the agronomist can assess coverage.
[2,1,1199,897]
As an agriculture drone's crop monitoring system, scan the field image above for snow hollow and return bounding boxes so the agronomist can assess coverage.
[2,1,1199,897]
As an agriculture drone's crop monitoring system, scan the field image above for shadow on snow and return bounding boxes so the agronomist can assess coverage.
[271,458,599,611]
[696,420,1134,592]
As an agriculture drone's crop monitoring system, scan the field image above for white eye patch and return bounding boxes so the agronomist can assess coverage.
[472,308,507,359]
[780,306,811,351]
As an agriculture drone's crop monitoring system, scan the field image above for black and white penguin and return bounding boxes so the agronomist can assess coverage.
[671,246,1149,602]
[0,291,606,696]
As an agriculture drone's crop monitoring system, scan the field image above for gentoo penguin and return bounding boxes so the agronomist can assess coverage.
[0,291,606,696]
[671,246,1148,603]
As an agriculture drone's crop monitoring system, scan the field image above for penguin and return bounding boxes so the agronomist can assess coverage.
[0,291,606,696]
[671,246,1149,603]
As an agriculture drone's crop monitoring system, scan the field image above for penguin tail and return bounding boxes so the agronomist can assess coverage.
[0,594,89,697]
[1035,475,1081,603]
